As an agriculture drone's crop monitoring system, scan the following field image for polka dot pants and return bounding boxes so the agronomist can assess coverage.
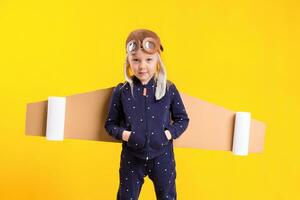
[117,148,177,200]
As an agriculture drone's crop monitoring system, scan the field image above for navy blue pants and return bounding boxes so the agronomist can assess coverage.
[117,148,177,200]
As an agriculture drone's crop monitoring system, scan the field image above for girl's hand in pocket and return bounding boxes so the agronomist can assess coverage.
[122,130,131,142]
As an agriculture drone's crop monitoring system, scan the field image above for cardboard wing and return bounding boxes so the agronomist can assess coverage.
[25,87,266,153]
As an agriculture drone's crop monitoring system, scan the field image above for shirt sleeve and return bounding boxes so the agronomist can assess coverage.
[104,83,126,141]
[165,83,190,140]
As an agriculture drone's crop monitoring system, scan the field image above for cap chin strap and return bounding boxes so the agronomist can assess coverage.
[155,53,167,100]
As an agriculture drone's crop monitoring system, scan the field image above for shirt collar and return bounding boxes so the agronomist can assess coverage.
[133,75,156,87]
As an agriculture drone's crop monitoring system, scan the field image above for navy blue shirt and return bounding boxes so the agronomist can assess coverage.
[104,75,190,160]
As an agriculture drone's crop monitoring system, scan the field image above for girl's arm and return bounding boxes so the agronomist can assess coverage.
[165,83,190,140]
[104,83,126,141]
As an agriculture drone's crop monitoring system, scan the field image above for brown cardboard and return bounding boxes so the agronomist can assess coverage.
[25,87,266,153]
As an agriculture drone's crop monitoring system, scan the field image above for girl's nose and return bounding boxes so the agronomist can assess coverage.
[139,61,147,68]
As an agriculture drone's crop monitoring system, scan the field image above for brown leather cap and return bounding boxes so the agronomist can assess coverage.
[125,29,164,54]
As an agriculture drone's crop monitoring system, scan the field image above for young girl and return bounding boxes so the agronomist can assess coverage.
[105,29,189,200]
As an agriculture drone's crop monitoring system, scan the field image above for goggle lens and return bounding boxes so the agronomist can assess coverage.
[126,37,159,54]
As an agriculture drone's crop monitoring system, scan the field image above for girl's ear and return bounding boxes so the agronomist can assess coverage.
[155,63,160,78]
[156,63,160,72]
[127,63,134,77]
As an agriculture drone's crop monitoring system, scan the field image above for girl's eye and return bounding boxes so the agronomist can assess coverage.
[146,58,153,61]
[132,59,139,62]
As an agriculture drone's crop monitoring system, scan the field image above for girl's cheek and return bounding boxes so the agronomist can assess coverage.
[150,63,157,70]
[131,63,138,69]
[129,64,136,71]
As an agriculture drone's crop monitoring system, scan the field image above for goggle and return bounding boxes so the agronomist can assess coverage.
[126,37,162,54]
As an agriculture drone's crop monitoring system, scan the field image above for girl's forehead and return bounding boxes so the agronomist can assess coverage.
[129,50,157,58]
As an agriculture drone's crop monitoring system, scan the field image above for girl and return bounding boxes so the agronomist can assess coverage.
[105,29,189,200]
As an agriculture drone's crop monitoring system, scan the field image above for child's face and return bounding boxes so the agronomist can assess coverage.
[128,49,159,85]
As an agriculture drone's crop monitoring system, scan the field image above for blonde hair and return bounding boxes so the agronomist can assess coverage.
[122,52,167,100]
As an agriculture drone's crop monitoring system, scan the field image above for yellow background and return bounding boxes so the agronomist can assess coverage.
[0,0,299,199]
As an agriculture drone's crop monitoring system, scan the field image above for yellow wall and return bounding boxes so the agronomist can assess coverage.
[0,0,299,199]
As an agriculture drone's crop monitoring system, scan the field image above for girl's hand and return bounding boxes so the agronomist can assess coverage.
[164,130,172,140]
[122,130,131,142]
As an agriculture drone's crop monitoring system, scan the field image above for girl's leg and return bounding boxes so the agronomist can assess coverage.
[148,148,177,200]
[117,150,146,200]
